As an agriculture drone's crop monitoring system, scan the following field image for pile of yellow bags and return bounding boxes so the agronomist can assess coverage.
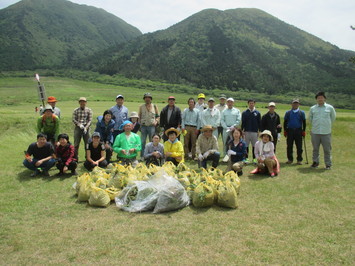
[73,162,241,209]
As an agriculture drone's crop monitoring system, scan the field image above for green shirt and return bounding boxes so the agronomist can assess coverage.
[309,103,336,134]
[113,132,141,159]
[37,115,59,138]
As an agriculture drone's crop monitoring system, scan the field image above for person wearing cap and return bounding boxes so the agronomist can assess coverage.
[200,98,221,138]
[226,127,247,176]
[113,120,142,167]
[195,93,207,112]
[23,133,56,177]
[181,98,200,160]
[163,128,184,166]
[40,96,61,118]
[84,132,108,171]
[110,94,129,141]
[241,99,261,164]
[37,104,60,145]
[129,111,141,134]
[160,96,182,142]
[221,98,241,155]
[309,91,336,170]
[55,133,77,175]
[284,99,306,165]
[144,134,165,166]
[251,130,280,177]
[94,110,115,163]
[261,102,282,152]
[196,125,220,169]
[72,97,93,159]
[215,94,228,140]
[139,93,160,157]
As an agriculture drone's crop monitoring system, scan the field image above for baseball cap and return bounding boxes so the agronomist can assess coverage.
[116,94,124,99]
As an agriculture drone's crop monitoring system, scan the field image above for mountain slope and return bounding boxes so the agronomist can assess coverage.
[0,0,142,70]
[88,8,355,95]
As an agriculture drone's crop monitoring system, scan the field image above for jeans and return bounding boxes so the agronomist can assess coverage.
[140,125,156,156]
[199,152,220,169]
[23,159,56,171]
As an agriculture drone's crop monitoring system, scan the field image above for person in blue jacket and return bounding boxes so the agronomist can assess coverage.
[94,110,115,162]
[226,128,247,176]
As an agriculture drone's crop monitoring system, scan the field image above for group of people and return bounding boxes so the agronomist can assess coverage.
[23,91,336,177]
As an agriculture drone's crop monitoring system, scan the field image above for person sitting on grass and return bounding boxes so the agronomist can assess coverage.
[94,110,115,163]
[196,125,220,169]
[84,132,107,171]
[164,128,184,166]
[55,133,78,176]
[251,130,280,177]
[37,104,59,146]
[23,133,56,177]
[144,134,164,166]
[113,120,142,167]
[226,127,247,176]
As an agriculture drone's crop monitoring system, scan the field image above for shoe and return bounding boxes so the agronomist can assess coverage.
[56,171,64,176]
[194,157,198,161]
[286,161,293,164]
[237,171,243,176]
[253,158,257,164]
[325,165,331,170]
[30,170,40,177]
[244,158,250,164]
[270,172,275,177]
[311,162,319,168]
[71,170,78,175]
[297,161,302,165]
[188,152,192,159]
[42,170,50,177]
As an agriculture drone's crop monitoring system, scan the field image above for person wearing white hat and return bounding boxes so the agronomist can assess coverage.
[221,97,241,155]
[261,102,282,152]
[110,94,129,141]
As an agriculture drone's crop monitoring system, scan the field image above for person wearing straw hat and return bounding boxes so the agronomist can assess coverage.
[160,96,182,142]
[221,97,241,155]
[139,93,160,156]
[37,104,60,146]
[113,120,141,167]
[129,111,141,133]
[110,94,129,141]
[196,125,220,169]
[261,102,282,152]
[40,96,61,118]
[200,98,221,138]
[164,127,184,166]
[72,97,93,160]
[250,130,280,177]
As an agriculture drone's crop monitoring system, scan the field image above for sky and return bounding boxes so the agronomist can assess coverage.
[1,0,354,51]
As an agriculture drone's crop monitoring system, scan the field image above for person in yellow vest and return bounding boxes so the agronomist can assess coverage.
[37,104,59,146]
[164,128,184,166]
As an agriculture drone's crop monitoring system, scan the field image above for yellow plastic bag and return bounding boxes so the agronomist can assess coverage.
[88,186,111,207]
[217,181,238,209]
[192,183,215,208]
[224,171,241,194]
[105,187,120,201]
[77,177,93,202]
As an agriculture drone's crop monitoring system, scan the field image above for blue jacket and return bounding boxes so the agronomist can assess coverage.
[227,138,247,163]
[241,109,261,132]
[94,116,115,144]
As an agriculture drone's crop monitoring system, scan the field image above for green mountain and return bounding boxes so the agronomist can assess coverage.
[88,8,355,96]
[0,0,142,70]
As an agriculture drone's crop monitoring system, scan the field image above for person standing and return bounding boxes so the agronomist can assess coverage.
[110,94,129,141]
[195,93,207,112]
[200,98,221,138]
[94,110,115,163]
[37,104,60,146]
[309,92,336,170]
[160,96,182,142]
[181,98,200,160]
[221,98,241,155]
[72,97,93,160]
[241,99,261,164]
[196,125,220,169]
[139,93,160,157]
[283,99,306,165]
[215,94,228,141]
[40,96,61,118]
[261,102,282,152]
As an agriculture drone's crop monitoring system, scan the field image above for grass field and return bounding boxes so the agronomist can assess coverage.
[0,77,354,264]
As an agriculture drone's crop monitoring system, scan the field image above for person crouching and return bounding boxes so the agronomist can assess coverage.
[226,128,247,176]
[251,130,280,177]
[56,133,78,176]
[196,125,220,169]
[113,121,142,167]
[164,128,184,166]
[84,132,108,171]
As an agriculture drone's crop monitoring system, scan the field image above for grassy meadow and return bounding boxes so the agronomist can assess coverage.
[0,76,354,264]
